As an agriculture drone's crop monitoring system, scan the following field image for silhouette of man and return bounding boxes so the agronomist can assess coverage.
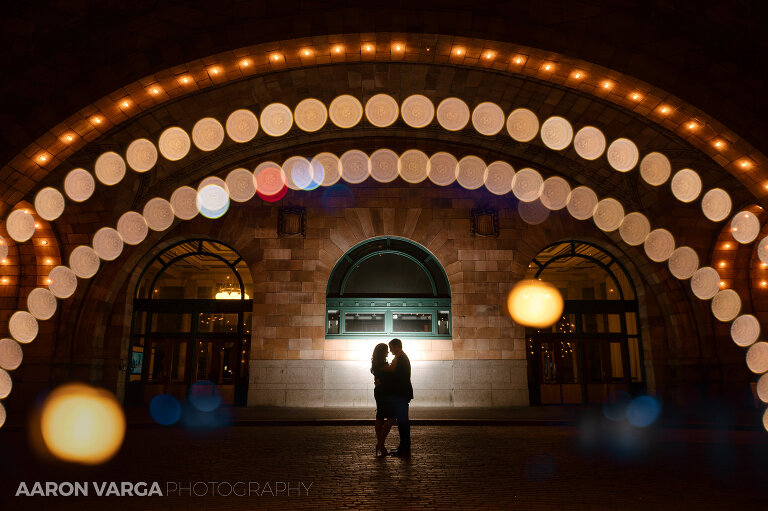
[386,338,413,456]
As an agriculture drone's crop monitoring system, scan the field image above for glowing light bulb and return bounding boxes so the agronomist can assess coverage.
[180,76,190,84]
[121,100,130,108]
[45,278,52,284]
[45,258,53,265]
[303,50,310,56]
[240,59,250,67]
[335,46,342,53]
[41,240,48,245]
[1,259,8,264]
[660,106,670,114]
[1,278,7,284]
[688,122,697,129]
[34,223,40,229]
[92,117,102,125]
[543,63,552,71]
[514,57,523,64]
[762,281,768,287]
[38,155,47,163]
[485,52,493,59]
[151,87,159,95]
[719,281,726,287]
[719,261,726,268]
[455,48,463,55]
[64,134,73,142]
[602,81,612,89]
[631,93,642,101]
[272,54,280,60]
[714,140,724,148]
[573,71,582,78]
[365,45,372,52]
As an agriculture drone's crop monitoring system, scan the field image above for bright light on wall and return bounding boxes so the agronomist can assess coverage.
[506,280,564,328]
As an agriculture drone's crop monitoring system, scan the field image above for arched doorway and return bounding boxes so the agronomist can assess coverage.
[126,239,253,406]
[525,241,645,405]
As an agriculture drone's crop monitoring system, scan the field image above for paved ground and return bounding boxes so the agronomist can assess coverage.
[1,414,767,510]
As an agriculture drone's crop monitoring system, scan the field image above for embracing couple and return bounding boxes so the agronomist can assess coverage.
[370,338,413,458]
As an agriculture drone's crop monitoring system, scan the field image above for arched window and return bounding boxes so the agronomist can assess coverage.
[128,239,253,406]
[525,241,644,405]
[326,237,451,338]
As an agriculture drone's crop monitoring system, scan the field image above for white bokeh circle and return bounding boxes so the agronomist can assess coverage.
[640,152,672,186]
[117,211,149,245]
[747,342,768,374]
[329,95,363,128]
[312,153,341,187]
[64,168,95,202]
[539,176,571,211]
[69,245,100,279]
[731,314,760,347]
[711,289,741,322]
[340,150,370,184]
[192,117,225,151]
[398,150,430,184]
[260,103,293,137]
[6,210,36,242]
[512,168,544,202]
[126,138,158,172]
[197,184,230,219]
[701,188,732,222]
[94,152,127,185]
[573,126,606,160]
[48,266,77,299]
[283,157,314,190]
[606,138,639,172]
[619,212,651,246]
[506,108,539,142]
[644,228,675,262]
[143,198,175,231]
[519,200,550,225]
[484,161,516,196]
[293,99,327,133]
[365,94,399,128]
[471,102,505,136]
[370,149,399,183]
[226,168,256,202]
[158,127,191,161]
[436,98,470,131]
[456,156,487,190]
[92,227,124,261]
[691,267,721,300]
[668,246,699,280]
[225,109,259,142]
[428,152,458,187]
[566,186,598,220]
[401,95,434,128]
[27,288,57,320]
[170,187,199,220]
[0,369,10,399]
[670,168,702,203]
[9,311,38,344]
[0,339,23,371]
[540,116,573,150]
[730,211,760,244]
[758,374,768,403]
[593,198,625,232]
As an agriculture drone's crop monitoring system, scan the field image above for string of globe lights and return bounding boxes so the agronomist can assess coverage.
[1,141,767,430]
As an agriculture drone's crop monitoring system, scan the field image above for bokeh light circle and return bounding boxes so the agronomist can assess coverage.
[512,168,544,202]
[731,314,760,347]
[254,163,287,197]
[283,156,315,190]
[573,126,606,160]
[670,168,702,203]
[7,209,36,242]
[758,374,768,403]
[92,227,124,261]
[329,95,363,128]
[506,108,539,142]
[158,127,191,161]
[644,228,675,262]
[566,186,598,220]
[225,109,259,142]
[0,338,23,371]
[94,151,127,186]
[484,161,516,196]
[539,176,571,210]
[40,383,126,465]
[507,280,564,328]
[606,138,639,172]
[9,311,38,343]
[116,211,149,245]
[192,117,225,151]
[428,152,458,186]
[0,401,5,428]
[143,198,175,231]
[170,187,199,221]
[691,267,720,300]
[747,342,768,374]
[189,380,223,412]
[668,246,699,280]
[125,138,157,172]
[471,102,505,136]
[436,98,470,131]
[365,94,399,127]
[312,153,341,187]
[294,99,328,133]
[340,150,370,184]
[401,95,434,128]
[260,103,293,137]
[619,212,651,246]
[48,266,77,299]
[226,168,257,202]
[27,287,57,320]
[149,394,182,426]
[730,211,760,244]
[69,245,100,279]
[593,198,625,232]
[64,168,95,202]
[626,396,661,427]
[456,156,487,190]
[0,369,11,398]
[639,152,672,186]
[35,186,64,222]
[701,188,732,222]
[711,289,741,322]
[197,184,230,219]
[540,116,573,150]
[518,200,550,225]
[370,149,400,183]
[398,150,430,184]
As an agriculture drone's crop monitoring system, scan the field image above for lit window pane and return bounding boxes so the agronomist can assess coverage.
[438,311,450,335]
[393,313,432,333]
[345,313,385,333]
[327,310,340,334]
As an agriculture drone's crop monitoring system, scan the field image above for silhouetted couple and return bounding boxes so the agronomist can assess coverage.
[370,338,413,457]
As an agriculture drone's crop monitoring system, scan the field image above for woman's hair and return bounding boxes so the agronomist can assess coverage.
[370,343,389,374]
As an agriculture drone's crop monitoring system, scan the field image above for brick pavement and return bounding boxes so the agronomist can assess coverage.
[1,420,767,510]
